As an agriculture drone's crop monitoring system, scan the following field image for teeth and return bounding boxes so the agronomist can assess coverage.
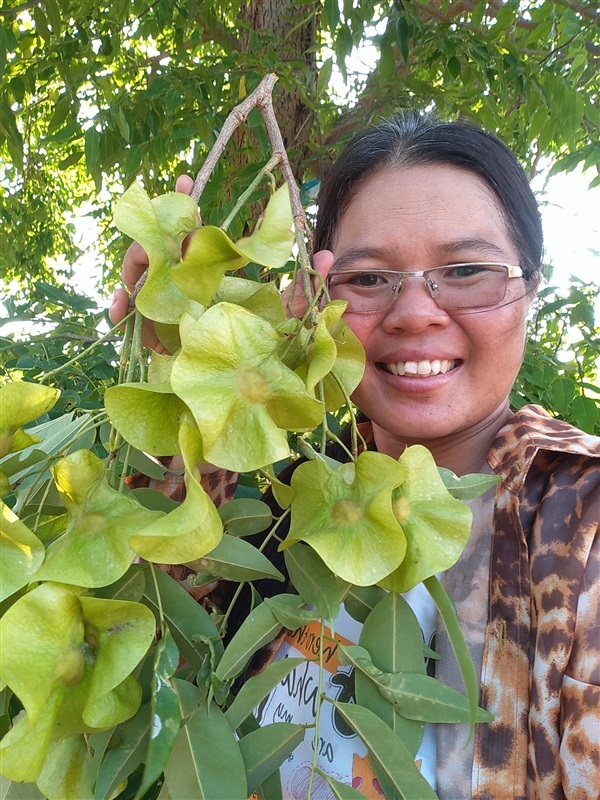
[384,359,456,376]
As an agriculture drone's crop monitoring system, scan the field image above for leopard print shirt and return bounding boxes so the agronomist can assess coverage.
[464,405,599,800]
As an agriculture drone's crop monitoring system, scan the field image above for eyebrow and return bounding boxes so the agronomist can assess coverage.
[330,247,390,272]
[330,238,512,272]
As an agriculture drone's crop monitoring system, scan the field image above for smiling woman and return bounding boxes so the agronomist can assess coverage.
[240,113,600,799]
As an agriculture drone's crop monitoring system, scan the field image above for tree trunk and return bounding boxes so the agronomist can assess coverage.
[237,0,318,180]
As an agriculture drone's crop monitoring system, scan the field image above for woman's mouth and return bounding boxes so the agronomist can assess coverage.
[380,359,460,376]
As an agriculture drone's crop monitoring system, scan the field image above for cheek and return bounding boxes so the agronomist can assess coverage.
[465,313,528,374]
[344,315,377,350]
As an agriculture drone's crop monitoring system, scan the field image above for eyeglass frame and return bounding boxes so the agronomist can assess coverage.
[324,262,534,315]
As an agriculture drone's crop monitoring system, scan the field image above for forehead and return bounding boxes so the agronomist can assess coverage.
[334,163,516,265]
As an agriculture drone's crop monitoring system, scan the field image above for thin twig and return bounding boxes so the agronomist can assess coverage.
[190,74,280,207]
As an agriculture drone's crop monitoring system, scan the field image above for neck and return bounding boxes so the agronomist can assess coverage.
[371,403,513,475]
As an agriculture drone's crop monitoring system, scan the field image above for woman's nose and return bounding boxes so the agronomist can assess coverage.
[380,276,451,333]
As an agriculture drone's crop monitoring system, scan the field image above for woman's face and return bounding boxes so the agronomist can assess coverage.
[321,164,535,457]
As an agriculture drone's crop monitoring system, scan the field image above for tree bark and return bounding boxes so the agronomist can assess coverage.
[237,0,318,179]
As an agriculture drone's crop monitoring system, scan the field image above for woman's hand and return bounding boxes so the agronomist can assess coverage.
[108,175,196,353]
[280,249,335,318]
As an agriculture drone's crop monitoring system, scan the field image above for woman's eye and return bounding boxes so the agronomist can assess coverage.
[347,272,388,288]
[443,264,487,279]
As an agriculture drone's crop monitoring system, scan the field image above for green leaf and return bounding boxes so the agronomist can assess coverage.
[339,644,491,724]
[317,56,333,97]
[262,465,294,510]
[330,701,436,800]
[283,543,340,621]
[225,657,305,732]
[424,575,479,739]
[142,566,223,673]
[356,593,424,758]
[130,488,179,513]
[305,313,338,393]
[264,594,320,629]
[377,671,492,724]
[550,378,575,414]
[170,225,249,306]
[171,304,322,472]
[78,595,155,728]
[437,467,502,501]
[171,184,293,306]
[164,701,247,800]
[93,704,151,800]
[283,452,406,586]
[35,450,162,588]
[104,383,185,456]
[215,277,286,329]
[342,584,386,625]
[0,502,45,602]
[129,416,223,564]
[379,445,474,592]
[324,773,366,799]
[239,722,306,796]
[218,498,272,536]
[0,585,152,783]
[186,533,284,583]
[0,382,60,458]
[36,735,92,800]
[235,184,294,268]
[135,631,180,799]
[396,17,410,63]
[572,395,599,433]
[324,0,340,32]
[215,602,282,683]
[113,184,199,324]
[0,777,45,799]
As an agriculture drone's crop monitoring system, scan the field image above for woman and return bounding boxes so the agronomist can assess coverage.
[111,111,599,799]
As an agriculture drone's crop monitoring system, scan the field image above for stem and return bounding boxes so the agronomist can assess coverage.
[258,507,291,550]
[39,311,135,384]
[118,315,134,385]
[191,74,279,207]
[220,154,281,233]
[32,478,52,533]
[254,86,315,319]
[325,429,354,461]
[126,311,145,384]
[217,580,247,638]
[317,382,328,454]
[329,372,366,461]
[118,442,132,492]
[150,564,165,629]
[307,619,326,799]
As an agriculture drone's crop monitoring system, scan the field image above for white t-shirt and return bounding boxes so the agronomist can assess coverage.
[255,584,439,799]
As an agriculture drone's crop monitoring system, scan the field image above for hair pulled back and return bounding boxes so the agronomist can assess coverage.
[314,111,543,280]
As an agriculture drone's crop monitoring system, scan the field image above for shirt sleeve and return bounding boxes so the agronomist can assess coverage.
[560,522,600,799]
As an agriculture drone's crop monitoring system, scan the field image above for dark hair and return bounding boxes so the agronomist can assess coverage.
[314,111,543,280]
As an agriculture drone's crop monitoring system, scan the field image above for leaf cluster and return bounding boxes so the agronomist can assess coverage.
[0,147,498,798]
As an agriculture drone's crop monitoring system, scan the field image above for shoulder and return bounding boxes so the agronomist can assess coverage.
[488,404,600,490]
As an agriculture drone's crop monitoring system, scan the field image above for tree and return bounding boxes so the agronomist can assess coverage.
[1,0,598,288]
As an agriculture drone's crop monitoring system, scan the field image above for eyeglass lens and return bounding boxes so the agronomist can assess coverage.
[327,264,510,311]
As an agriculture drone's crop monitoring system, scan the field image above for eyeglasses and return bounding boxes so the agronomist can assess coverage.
[326,263,526,314]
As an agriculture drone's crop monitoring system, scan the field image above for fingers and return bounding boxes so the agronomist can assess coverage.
[121,241,149,294]
[312,249,335,278]
[109,288,131,326]
[175,174,194,194]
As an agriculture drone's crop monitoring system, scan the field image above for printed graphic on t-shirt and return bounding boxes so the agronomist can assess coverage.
[255,606,433,800]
